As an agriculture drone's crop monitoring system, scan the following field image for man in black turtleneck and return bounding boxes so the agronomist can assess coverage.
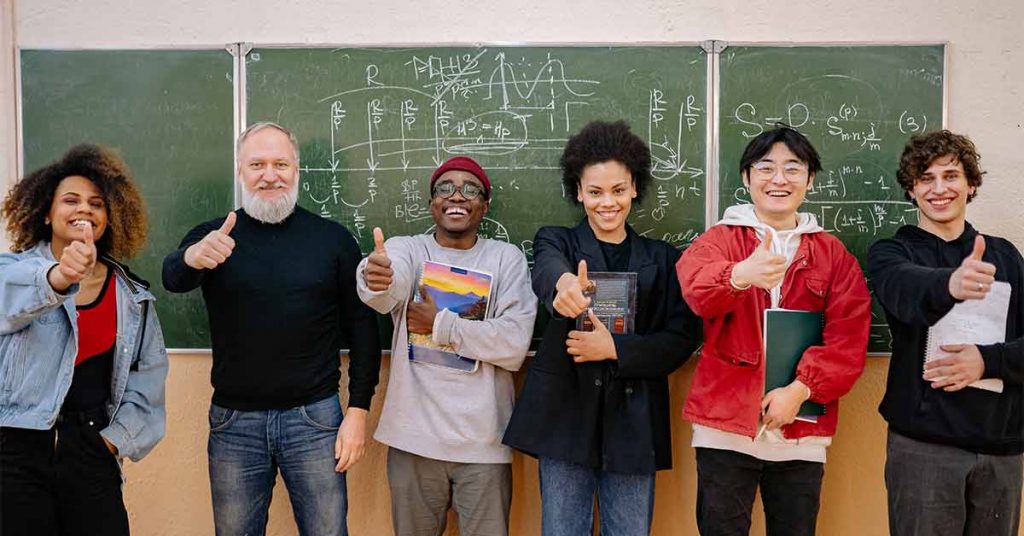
[869,130,1023,536]
[162,122,380,536]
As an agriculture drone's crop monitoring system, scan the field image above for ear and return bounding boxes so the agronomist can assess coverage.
[806,172,815,190]
[631,179,638,199]
[741,170,751,189]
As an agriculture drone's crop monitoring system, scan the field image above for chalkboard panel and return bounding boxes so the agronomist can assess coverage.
[20,49,235,349]
[717,45,944,352]
[245,46,708,259]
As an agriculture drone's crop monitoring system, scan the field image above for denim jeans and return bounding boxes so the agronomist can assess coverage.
[208,394,348,536]
[538,457,655,536]
[694,447,823,536]
[886,429,1023,536]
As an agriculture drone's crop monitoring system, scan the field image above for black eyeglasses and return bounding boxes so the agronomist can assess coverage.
[432,181,485,200]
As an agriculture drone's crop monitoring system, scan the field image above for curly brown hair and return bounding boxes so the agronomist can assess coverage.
[3,144,148,259]
[897,130,984,203]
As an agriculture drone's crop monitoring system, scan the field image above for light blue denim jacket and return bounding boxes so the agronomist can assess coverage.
[0,242,168,462]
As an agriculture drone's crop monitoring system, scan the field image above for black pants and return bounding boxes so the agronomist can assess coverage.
[0,410,129,536]
[695,447,824,536]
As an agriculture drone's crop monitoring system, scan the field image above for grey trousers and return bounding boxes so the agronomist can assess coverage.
[386,447,512,536]
[886,429,1023,536]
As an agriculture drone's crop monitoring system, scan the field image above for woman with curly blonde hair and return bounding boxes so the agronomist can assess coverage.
[0,144,168,536]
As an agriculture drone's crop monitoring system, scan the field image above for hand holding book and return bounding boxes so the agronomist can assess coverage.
[923,344,986,392]
[566,309,617,363]
[407,286,439,335]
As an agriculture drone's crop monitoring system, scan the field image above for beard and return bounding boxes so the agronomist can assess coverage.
[241,180,299,224]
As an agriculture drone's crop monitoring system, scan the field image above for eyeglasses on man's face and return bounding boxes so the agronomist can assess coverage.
[749,162,810,181]
[432,180,486,200]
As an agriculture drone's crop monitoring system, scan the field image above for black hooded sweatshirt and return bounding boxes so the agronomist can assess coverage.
[868,223,1024,455]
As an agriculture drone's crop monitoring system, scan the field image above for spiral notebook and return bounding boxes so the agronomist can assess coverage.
[924,281,1011,393]
[407,260,493,373]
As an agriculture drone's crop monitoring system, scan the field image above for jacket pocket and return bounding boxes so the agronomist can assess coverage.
[0,334,24,395]
[714,349,760,367]
[802,277,828,310]
[36,308,65,326]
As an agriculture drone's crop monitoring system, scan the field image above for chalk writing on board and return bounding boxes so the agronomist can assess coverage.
[252,48,706,254]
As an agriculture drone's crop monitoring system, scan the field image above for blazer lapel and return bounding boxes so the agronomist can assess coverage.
[572,219,609,272]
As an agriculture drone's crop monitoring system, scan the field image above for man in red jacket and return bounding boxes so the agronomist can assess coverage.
[677,126,871,536]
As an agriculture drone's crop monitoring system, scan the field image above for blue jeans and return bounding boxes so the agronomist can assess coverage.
[208,394,348,536]
[539,457,655,536]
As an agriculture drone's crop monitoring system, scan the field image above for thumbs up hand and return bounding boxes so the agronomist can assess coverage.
[363,227,393,292]
[730,231,788,290]
[949,235,997,300]
[553,260,594,319]
[184,211,237,270]
[48,221,99,291]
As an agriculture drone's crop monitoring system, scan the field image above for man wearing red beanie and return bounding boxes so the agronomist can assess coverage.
[357,156,536,536]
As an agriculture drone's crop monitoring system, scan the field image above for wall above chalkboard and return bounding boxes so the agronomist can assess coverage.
[17,42,944,352]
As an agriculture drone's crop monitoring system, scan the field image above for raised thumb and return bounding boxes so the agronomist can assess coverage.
[968,234,986,261]
[219,211,237,235]
[373,227,386,255]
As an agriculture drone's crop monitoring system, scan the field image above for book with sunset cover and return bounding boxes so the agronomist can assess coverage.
[407,260,494,373]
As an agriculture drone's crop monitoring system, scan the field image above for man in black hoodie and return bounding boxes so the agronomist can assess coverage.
[869,130,1023,536]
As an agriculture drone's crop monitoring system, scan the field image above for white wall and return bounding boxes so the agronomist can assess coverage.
[6,0,1023,246]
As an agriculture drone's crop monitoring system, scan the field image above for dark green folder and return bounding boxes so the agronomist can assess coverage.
[763,309,826,419]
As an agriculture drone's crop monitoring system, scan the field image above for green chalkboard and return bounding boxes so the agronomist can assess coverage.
[20,49,235,349]
[717,45,945,352]
[245,46,708,259]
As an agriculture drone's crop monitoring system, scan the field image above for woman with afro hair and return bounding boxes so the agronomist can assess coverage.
[0,144,168,535]
[504,120,700,535]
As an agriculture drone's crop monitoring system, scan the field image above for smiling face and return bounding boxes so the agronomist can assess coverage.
[911,154,974,238]
[237,127,299,223]
[577,160,636,243]
[742,142,814,230]
[429,170,489,244]
[48,175,107,252]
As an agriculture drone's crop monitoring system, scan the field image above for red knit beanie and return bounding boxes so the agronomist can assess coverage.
[430,156,491,197]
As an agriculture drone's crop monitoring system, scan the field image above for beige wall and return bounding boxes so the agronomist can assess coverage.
[2,0,1022,534]
[131,354,891,536]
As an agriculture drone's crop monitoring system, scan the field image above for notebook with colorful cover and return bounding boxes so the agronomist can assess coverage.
[763,308,826,422]
[407,260,493,373]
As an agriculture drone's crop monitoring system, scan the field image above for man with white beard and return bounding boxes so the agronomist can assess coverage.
[162,122,381,536]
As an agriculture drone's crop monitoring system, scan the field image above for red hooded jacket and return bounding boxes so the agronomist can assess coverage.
[676,223,870,439]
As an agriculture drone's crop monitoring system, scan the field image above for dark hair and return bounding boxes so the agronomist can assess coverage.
[739,126,822,179]
[2,144,148,259]
[560,120,652,204]
[897,130,984,203]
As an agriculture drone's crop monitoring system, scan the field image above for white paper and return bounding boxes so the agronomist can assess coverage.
[924,281,1011,393]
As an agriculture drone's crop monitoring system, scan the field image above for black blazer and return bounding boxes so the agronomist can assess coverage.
[503,220,699,473]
